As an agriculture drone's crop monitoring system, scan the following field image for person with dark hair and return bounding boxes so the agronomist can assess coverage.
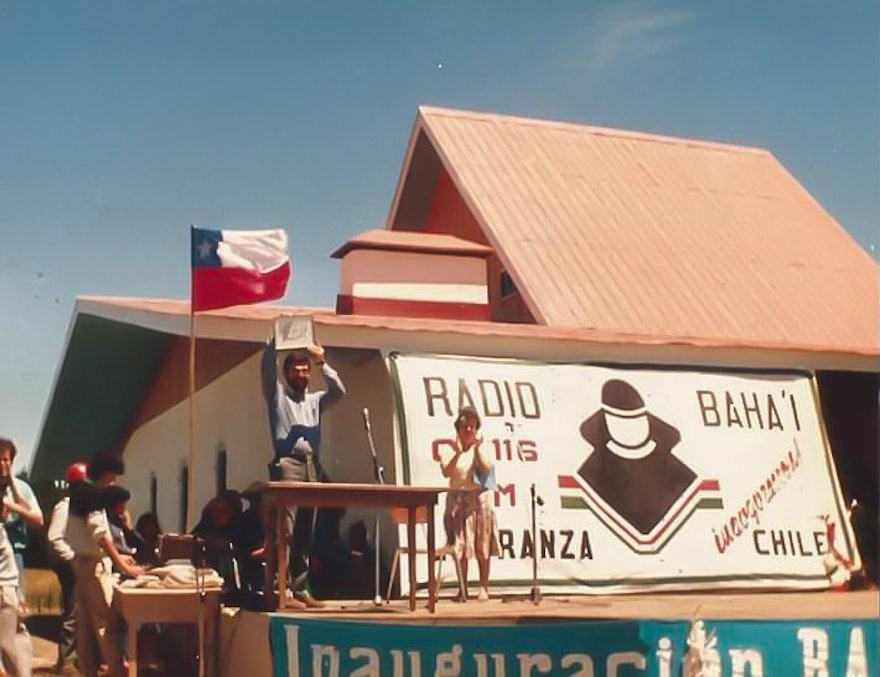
[66,451,143,677]
[86,450,126,484]
[0,437,43,582]
[438,406,499,602]
[343,520,376,599]
[47,462,88,675]
[192,490,242,539]
[261,338,346,609]
[103,485,136,562]
[191,491,246,590]
[236,492,267,595]
[0,436,41,676]
[134,513,162,567]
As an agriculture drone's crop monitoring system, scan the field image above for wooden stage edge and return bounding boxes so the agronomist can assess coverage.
[217,591,879,677]
[257,590,879,624]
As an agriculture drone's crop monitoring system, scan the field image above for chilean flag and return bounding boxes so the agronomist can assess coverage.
[191,226,291,312]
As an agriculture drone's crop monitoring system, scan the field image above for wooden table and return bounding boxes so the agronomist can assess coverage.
[113,586,222,677]
[247,481,449,613]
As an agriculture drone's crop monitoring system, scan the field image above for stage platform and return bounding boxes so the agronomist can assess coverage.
[217,590,878,676]
[266,589,880,623]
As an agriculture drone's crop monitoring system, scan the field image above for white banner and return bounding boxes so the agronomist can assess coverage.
[390,354,858,594]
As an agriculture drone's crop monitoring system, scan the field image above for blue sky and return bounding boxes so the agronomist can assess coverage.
[1,1,877,471]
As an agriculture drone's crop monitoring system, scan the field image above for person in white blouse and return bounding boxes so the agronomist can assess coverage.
[438,406,500,602]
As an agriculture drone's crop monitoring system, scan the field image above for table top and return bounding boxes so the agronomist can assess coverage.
[114,585,223,598]
[245,481,454,508]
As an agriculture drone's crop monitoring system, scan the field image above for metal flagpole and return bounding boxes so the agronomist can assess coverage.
[188,227,206,677]
[188,232,198,533]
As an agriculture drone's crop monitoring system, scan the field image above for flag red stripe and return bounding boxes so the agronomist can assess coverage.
[192,261,291,312]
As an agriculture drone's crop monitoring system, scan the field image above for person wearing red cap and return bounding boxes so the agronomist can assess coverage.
[46,462,87,675]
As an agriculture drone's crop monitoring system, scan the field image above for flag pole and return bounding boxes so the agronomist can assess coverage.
[187,228,198,533]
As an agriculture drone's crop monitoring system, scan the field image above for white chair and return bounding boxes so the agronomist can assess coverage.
[385,505,466,602]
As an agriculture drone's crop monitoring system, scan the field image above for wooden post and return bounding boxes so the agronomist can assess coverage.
[187,305,197,532]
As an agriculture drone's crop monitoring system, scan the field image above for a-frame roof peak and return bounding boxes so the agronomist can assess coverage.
[387,106,879,356]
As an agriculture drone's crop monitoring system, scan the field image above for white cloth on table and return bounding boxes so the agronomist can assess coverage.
[118,562,224,590]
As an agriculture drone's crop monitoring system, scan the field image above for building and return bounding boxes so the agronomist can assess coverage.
[30,107,879,592]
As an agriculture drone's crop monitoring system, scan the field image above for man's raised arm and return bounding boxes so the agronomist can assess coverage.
[261,337,279,406]
[310,345,346,407]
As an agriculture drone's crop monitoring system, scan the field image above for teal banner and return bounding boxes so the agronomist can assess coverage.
[270,615,876,676]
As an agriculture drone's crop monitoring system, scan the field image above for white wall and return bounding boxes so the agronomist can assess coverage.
[123,351,274,533]
[122,347,402,554]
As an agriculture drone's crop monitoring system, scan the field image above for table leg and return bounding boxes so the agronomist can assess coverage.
[128,622,138,677]
[205,593,219,677]
[406,506,417,612]
[264,503,278,610]
[427,503,436,614]
[277,502,289,609]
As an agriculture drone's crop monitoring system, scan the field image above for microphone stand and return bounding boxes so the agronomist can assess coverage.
[195,538,207,677]
[362,410,385,606]
[501,426,543,606]
[528,483,544,605]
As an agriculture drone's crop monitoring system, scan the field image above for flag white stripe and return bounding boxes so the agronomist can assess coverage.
[216,228,289,272]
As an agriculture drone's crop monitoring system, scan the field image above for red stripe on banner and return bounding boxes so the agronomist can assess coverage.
[558,475,580,489]
[192,261,291,311]
[699,479,721,491]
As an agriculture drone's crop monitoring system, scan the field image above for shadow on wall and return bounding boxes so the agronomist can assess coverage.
[817,370,879,582]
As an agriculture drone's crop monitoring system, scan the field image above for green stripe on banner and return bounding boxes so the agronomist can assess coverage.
[561,495,590,509]
[696,497,725,509]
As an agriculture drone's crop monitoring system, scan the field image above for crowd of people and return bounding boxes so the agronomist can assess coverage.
[0,339,505,676]
[0,446,158,676]
[0,442,390,676]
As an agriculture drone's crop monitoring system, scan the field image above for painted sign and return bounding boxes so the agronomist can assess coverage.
[389,355,858,593]
[269,616,877,676]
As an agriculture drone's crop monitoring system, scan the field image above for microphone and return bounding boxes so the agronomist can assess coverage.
[362,408,372,433]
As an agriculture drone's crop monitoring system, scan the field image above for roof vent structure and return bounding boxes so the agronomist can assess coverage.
[331,229,493,321]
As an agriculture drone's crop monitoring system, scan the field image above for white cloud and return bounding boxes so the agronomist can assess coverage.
[581,7,694,73]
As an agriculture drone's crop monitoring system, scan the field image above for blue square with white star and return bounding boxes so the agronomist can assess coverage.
[191,226,222,267]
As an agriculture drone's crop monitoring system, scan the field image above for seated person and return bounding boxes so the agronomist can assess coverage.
[343,520,376,599]
[191,491,245,589]
[134,512,162,567]
[236,493,266,594]
[103,485,138,563]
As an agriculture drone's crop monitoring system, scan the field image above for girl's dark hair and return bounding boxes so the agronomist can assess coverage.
[455,405,481,431]
[135,512,162,535]
[102,484,131,509]
[87,451,125,481]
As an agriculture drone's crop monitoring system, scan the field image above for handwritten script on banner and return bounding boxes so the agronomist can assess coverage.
[389,354,858,594]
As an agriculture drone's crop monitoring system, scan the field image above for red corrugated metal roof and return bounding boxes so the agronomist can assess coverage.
[331,229,493,259]
[395,106,879,356]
